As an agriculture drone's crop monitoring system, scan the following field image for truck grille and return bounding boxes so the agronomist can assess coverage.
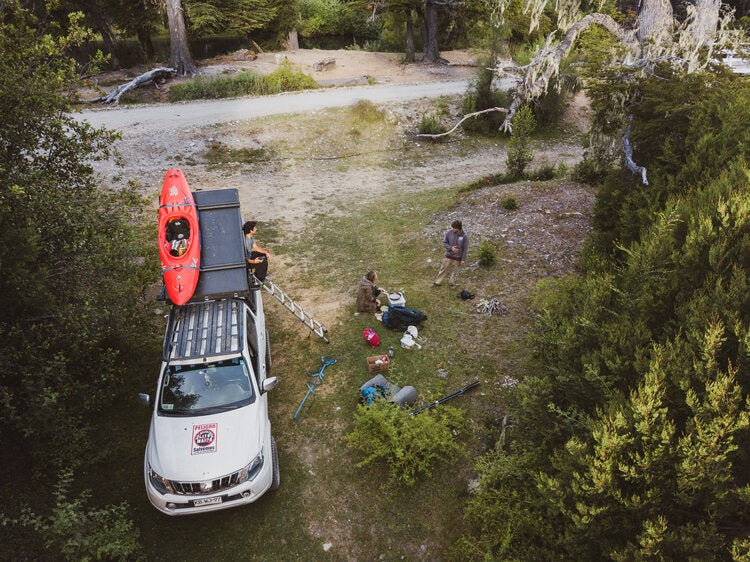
[170,469,242,495]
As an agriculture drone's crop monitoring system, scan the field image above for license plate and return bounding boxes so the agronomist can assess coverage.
[193,496,222,507]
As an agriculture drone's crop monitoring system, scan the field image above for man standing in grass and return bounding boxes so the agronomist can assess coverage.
[433,220,468,287]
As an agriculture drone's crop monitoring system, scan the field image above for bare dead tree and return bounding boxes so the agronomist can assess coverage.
[488,0,743,183]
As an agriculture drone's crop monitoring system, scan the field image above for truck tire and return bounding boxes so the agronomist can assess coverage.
[265,330,272,375]
[270,436,280,491]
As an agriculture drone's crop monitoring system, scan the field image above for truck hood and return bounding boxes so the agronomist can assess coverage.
[147,405,262,481]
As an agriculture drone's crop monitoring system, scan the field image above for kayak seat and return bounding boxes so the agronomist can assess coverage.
[166,218,190,243]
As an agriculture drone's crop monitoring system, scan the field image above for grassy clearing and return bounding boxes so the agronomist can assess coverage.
[169,62,319,101]
[84,174,539,560]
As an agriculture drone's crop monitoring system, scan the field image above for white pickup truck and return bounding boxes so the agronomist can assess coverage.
[142,295,278,515]
[140,188,279,515]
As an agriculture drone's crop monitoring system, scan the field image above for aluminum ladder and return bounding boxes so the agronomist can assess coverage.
[255,276,330,343]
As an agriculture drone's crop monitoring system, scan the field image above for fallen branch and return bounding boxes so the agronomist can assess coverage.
[413,107,508,139]
[475,297,508,315]
[623,117,648,185]
[93,67,176,104]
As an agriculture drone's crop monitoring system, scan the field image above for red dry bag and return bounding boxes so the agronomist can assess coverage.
[363,328,380,348]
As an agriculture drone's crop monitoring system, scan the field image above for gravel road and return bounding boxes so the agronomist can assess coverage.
[75,80,484,134]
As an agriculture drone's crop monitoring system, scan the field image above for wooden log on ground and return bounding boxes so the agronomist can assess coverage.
[94,67,176,104]
[313,58,336,71]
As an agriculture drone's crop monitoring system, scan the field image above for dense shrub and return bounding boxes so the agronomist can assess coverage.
[2,471,140,561]
[526,163,556,181]
[457,69,750,560]
[298,0,379,39]
[417,113,448,137]
[501,196,518,210]
[169,62,318,101]
[477,240,496,266]
[462,57,511,135]
[505,105,536,178]
[346,401,467,485]
[1,5,150,556]
[591,68,750,251]
[264,60,320,92]
[571,157,610,184]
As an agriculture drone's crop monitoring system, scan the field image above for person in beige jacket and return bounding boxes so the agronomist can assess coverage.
[356,271,383,313]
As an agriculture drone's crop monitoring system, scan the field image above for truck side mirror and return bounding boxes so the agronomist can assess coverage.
[138,393,151,407]
[262,377,278,393]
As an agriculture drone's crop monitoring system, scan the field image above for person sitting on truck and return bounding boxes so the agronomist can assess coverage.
[243,221,271,283]
[356,270,383,313]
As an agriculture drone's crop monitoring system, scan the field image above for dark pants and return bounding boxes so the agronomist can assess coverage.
[248,252,268,282]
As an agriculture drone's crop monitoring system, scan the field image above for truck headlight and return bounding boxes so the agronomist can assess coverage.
[148,465,173,495]
[238,451,264,483]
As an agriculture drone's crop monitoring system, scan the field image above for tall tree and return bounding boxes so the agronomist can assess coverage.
[165,0,196,74]
[1,2,153,556]
[497,0,743,132]
[457,70,750,559]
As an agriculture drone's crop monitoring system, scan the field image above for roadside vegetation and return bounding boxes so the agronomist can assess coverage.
[169,61,319,101]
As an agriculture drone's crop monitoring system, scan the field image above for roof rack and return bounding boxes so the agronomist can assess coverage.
[163,299,244,362]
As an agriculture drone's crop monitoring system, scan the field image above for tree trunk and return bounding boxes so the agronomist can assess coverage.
[286,29,299,50]
[136,26,155,63]
[687,0,721,46]
[165,0,196,75]
[417,7,427,57]
[424,1,441,63]
[405,11,415,63]
[637,0,674,44]
[80,0,120,68]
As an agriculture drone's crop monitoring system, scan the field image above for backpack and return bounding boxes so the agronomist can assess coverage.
[363,328,380,347]
[458,289,475,300]
[382,305,427,331]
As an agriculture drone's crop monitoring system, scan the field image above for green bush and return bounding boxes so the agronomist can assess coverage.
[459,68,750,557]
[1,470,140,561]
[169,71,268,100]
[526,163,556,180]
[264,61,320,93]
[571,157,609,184]
[417,113,448,138]
[501,196,518,210]
[346,401,467,486]
[169,63,318,101]
[478,240,496,266]
[299,0,379,38]
[505,105,536,178]
[462,57,511,135]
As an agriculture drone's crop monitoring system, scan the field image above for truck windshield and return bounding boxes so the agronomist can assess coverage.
[158,358,255,416]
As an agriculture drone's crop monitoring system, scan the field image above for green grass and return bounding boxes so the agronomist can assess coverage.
[203,144,271,165]
[70,177,540,560]
[56,100,559,559]
[169,62,319,101]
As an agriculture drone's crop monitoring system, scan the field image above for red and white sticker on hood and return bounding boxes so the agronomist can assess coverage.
[191,423,218,455]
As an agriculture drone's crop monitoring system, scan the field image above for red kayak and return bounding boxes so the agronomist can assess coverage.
[158,168,200,305]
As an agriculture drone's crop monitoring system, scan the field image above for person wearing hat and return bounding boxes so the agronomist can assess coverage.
[356,271,383,313]
[433,219,468,287]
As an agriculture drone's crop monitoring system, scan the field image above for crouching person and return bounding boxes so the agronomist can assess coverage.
[356,271,383,313]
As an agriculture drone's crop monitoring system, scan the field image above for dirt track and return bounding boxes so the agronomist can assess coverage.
[79,82,584,238]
